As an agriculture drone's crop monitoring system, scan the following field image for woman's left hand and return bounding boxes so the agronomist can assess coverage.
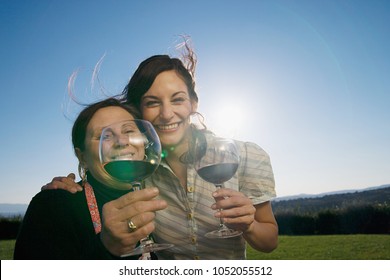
[211,188,256,233]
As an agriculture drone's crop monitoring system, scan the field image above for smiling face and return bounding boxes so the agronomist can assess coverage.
[76,106,141,189]
[140,70,198,154]
[99,119,145,163]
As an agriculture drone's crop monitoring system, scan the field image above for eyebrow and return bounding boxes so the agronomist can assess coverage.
[141,91,188,101]
[92,127,104,135]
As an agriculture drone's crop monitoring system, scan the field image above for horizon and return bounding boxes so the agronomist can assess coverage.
[1,0,389,204]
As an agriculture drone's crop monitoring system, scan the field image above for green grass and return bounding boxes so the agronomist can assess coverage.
[2,235,389,260]
[0,239,15,260]
[248,235,390,260]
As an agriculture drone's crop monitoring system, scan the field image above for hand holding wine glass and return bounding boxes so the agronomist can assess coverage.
[195,136,242,238]
[99,119,173,258]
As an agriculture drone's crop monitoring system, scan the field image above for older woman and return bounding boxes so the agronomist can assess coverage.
[14,98,167,259]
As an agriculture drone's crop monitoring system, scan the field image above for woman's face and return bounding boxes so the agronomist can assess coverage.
[140,70,198,151]
[76,106,143,189]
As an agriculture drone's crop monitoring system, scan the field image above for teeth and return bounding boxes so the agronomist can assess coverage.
[157,123,179,130]
[113,153,135,160]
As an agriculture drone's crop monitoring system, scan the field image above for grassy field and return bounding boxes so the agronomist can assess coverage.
[249,234,389,260]
[1,235,389,260]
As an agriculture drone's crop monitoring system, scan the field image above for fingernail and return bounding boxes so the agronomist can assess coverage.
[211,203,217,210]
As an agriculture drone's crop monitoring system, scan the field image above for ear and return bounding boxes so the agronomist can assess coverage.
[75,148,87,169]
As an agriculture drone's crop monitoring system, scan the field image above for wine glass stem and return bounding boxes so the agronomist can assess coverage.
[215,184,225,228]
[132,182,142,192]
[139,238,152,260]
[132,182,152,259]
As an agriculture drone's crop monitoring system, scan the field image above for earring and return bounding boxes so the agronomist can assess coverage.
[78,164,87,186]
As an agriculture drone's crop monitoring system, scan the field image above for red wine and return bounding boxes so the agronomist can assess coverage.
[197,163,239,185]
[104,160,158,182]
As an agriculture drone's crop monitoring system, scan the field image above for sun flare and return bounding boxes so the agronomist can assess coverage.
[207,102,246,138]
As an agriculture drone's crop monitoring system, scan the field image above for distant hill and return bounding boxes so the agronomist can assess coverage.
[0,204,28,217]
[272,184,390,215]
[273,184,390,201]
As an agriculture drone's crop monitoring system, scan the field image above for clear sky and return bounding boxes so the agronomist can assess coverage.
[1,0,389,204]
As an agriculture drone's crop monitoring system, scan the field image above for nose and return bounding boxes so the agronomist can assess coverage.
[115,134,129,148]
[160,103,174,121]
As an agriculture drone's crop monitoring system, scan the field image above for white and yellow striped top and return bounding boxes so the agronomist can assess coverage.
[145,134,276,260]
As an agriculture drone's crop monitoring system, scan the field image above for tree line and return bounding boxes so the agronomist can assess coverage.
[275,204,389,235]
[272,186,390,235]
[0,215,22,239]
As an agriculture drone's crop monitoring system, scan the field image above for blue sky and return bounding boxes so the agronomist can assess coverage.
[1,0,389,204]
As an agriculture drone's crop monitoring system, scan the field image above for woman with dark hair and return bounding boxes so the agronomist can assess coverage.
[44,40,278,259]
[14,98,167,259]
[123,50,278,260]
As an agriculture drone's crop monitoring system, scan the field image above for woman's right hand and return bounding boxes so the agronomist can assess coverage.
[99,187,167,257]
[41,173,83,193]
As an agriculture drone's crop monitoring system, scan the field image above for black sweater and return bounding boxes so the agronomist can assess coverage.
[13,175,139,260]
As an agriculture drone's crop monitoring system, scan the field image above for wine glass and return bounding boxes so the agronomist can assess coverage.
[194,136,242,238]
[99,119,173,258]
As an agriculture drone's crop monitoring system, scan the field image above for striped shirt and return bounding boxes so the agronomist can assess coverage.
[145,134,276,260]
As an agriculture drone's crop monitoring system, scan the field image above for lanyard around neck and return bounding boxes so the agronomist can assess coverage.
[84,182,102,234]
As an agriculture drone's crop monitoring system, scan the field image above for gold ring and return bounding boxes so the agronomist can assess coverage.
[127,219,137,232]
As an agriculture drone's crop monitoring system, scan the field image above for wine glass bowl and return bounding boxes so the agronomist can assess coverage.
[99,119,160,185]
[99,119,173,258]
[194,136,242,238]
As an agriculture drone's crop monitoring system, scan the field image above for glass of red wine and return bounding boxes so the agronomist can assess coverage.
[194,136,242,238]
[99,119,173,258]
